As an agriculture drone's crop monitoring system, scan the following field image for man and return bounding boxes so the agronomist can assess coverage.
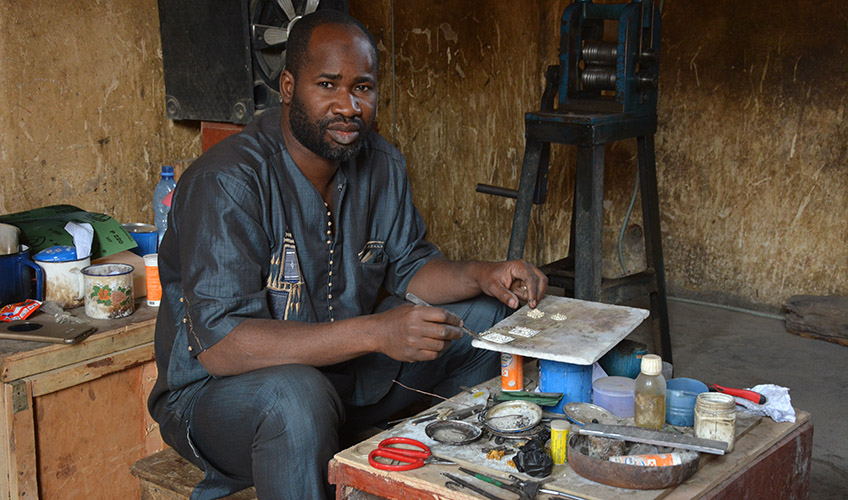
[148,10,547,500]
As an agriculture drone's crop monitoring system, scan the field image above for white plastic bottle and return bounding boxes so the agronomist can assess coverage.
[153,166,176,244]
[634,354,666,429]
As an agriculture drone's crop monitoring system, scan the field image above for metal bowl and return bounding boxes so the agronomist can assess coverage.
[568,433,700,490]
[481,400,543,434]
[425,420,482,445]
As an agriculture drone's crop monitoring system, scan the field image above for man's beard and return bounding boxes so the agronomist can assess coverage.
[289,94,369,162]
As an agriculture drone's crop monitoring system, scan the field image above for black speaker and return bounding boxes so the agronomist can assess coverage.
[158,0,349,125]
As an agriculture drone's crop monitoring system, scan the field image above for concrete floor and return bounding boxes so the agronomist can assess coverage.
[632,298,847,499]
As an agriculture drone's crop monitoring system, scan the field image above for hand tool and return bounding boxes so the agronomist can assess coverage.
[708,383,767,404]
[578,423,728,455]
[405,292,482,340]
[506,474,591,500]
[368,437,454,471]
[458,467,524,497]
[459,468,589,500]
[442,472,509,500]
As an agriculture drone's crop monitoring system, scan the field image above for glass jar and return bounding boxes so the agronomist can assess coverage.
[634,354,666,429]
[694,392,737,453]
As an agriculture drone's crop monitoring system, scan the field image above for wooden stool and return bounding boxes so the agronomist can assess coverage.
[131,448,257,500]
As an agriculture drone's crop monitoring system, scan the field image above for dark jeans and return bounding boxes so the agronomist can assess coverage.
[158,295,506,500]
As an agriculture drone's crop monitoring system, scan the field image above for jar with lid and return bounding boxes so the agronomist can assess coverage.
[634,354,666,429]
[694,392,737,453]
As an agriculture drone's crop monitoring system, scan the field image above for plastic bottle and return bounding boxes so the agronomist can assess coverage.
[153,166,176,243]
[634,354,666,429]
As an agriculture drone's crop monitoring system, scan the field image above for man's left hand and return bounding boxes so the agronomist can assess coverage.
[476,259,548,309]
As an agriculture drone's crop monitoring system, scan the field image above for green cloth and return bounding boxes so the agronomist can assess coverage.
[496,391,563,406]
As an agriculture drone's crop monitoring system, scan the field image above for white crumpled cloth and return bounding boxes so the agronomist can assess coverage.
[736,384,796,423]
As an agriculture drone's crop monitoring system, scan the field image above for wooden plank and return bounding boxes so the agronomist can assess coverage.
[2,380,39,499]
[29,343,155,397]
[141,360,166,456]
[0,382,11,500]
[35,365,149,499]
[329,458,478,500]
[131,448,257,500]
[0,304,156,382]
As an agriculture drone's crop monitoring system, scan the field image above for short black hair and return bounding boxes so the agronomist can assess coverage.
[284,10,378,78]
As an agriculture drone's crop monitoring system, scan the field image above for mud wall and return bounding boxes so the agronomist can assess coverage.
[1,0,845,311]
[0,0,199,224]
[355,0,848,311]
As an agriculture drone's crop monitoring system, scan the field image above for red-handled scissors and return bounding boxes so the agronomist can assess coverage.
[368,437,454,471]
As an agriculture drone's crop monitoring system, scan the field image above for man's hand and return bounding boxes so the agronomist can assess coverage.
[476,259,548,309]
[407,258,548,310]
[374,304,464,362]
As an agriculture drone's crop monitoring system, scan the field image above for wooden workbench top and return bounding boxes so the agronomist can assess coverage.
[331,384,811,500]
[0,300,157,382]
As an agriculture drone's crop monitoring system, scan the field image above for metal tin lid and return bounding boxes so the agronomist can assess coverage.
[563,402,618,426]
[33,245,80,262]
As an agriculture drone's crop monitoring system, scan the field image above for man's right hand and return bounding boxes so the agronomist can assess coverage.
[374,304,464,362]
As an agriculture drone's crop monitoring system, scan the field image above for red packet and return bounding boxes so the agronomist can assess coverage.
[0,299,42,322]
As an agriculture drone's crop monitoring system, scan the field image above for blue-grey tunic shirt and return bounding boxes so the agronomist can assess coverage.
[149,108,442,420]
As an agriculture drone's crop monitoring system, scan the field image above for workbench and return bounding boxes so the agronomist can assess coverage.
[329,380,812,499]
[0,301,163,499]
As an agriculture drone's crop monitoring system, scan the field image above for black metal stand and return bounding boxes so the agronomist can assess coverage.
[505,110,672,364]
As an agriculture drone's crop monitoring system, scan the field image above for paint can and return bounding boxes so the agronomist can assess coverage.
[501,353,524,391]
[539,359,593,414]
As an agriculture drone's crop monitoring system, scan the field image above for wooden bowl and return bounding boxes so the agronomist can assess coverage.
[567,433,700,490]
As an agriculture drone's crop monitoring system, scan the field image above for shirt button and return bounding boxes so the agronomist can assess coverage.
[327,211,331,217]
[188,346,193,352]
[328,282,333,287]
[182,318,187,323]
[329,294,333,299]
[326,230,331,235]
[179,297,184,303]
[330,249,334,254]
[329,271,333,276]
[330,318,335,322]
[329,306,334,311]
[329,260,334,265]
[326,240,331,245]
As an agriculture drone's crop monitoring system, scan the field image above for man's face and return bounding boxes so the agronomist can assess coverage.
[287,25,378,162]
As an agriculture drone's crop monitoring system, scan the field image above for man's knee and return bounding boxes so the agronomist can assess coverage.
[251,365,344,435]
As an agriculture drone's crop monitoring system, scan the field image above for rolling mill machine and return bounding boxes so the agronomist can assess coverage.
[477,0,671,362]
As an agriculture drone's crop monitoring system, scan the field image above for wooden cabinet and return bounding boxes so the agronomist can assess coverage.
[0,302,163,499]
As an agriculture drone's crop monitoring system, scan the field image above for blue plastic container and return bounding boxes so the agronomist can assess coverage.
[666,377,708,426]
[539,359,593,414]
[122,223,158,257]
[598,339,648,378]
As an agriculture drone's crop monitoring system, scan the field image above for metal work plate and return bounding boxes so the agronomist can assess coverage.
[472,296,649,364]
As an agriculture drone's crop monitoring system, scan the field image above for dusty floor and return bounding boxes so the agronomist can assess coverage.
[631,298,847,499]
